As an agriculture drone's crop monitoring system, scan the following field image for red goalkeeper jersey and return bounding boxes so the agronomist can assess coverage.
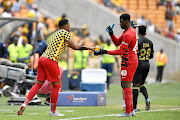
[107,27,138,68]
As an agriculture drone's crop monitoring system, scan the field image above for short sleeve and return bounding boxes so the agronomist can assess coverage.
[64,31,71,41]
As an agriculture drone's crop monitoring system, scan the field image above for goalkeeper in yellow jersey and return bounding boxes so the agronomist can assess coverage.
[17,19,94,116]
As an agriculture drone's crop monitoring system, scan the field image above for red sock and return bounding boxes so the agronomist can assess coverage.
[24,82,42,105]
[51,83,61,113]
[131,98,133,111]
[124,88,133,114]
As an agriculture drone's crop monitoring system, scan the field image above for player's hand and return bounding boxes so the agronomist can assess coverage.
[94,48,107,56]
[106,24,114,36]
[79,40,85,46]
[89,47,95,51]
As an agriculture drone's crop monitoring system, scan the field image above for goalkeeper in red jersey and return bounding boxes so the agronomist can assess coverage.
[95,14,138,117]
[122,20,138,111]
[17,19,94,116]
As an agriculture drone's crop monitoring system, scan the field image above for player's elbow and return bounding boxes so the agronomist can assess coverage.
[68,44,80,50]
[74,46,81,50]
[72,46,81,50]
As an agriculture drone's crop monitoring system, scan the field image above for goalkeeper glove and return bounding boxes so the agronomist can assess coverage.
[106,24,114,36]
[94,48,107,56]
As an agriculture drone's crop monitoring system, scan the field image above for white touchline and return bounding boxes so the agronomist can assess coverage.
[137,108,180,113]
[0,110,13,112]
[58,108,180,120]
[64,110,74,112]
[29,113,39,115]
[58,114,116,120]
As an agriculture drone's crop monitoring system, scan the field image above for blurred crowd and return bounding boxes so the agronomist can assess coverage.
[0,0,116,93]
[0,0,103,68]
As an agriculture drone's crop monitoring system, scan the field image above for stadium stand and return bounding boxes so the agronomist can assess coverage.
[0,0,96,60]
[94,0,180,41]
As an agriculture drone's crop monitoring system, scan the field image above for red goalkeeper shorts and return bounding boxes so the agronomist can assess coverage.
[37,57,62,82]
[120,66,137,82]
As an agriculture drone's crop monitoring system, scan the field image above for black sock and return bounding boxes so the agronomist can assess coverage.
[140,86,148,100]
[133,89,139,109]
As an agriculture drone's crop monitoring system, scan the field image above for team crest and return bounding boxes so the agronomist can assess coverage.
[121,70,127,76]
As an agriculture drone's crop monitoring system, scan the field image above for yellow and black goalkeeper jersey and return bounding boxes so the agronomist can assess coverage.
[42,29,71,62]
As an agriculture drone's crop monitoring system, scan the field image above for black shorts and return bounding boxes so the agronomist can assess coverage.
[133,61,150,86]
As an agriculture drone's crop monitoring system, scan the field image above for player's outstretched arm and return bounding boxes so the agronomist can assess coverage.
[68,39,85,50]
[78,46,95,51]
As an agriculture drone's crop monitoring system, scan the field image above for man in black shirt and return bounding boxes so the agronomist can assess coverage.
[0,42,9,59]
[132,25,154,112]
[0,42,9,97]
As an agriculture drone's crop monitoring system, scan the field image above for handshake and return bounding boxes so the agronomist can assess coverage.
[94,45,107,56]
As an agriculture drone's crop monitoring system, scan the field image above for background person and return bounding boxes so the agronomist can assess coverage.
[101,39,119,89]
[156,49,168,83]
[132,25,154,112]
[8,36,19,63]
[17,39,33,64]
[0,41,9,59]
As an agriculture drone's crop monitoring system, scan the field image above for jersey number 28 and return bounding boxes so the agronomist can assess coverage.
[139,48,151,61]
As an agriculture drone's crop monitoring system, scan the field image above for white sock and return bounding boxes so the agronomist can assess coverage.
[123,100,126,107]
[146,98,150,102]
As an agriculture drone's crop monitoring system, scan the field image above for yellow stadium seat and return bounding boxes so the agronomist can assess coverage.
[148,5,157,10]
[138,5,147,10]
[129,0,137,4]
[129,5,137,11]
[158,6,166,11]
[122,0,128,8]
[136,10,147,17]
[138,0,148,10]
[175,15,180,23]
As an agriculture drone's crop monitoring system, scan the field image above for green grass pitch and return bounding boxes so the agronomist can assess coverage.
[0,82,180,120]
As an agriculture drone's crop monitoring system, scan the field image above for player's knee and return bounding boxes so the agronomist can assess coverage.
[52,81,62,92]
[52,81,61,85]
[52,83,61,91]
[133,83,140,87]
[121,81,132,89]
[139,84,145,88]
[37,81,45,85]
[132,83,139,90]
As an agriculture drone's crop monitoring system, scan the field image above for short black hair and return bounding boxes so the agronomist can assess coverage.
[138,25,146,35]
[59,19,69,28]
[120,14,130,21]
